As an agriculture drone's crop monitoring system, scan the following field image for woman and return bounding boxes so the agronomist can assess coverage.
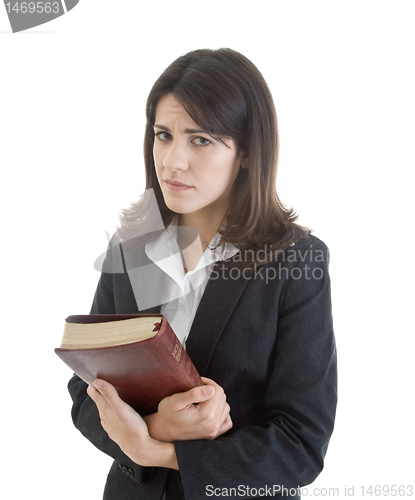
[68,48,337,499]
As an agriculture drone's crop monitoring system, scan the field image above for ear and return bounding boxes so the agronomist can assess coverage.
[240,152,249,169]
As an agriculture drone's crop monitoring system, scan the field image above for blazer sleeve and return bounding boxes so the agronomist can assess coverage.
[174,238,337,498]
[67,244,152,485]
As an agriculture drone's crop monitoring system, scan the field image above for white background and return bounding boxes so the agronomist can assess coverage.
[1,1,414,498]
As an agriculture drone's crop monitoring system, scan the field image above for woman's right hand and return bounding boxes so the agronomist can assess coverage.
[143,377,232,442]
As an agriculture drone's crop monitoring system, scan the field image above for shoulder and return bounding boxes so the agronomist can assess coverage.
[286,233,330,262]
[275,233,330,281]
[273,234,332,319]
[262,233,331,294]
[100,230,166,273]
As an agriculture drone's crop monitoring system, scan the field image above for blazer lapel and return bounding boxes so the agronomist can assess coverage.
[141,305,162,314]
[185,261,252,375]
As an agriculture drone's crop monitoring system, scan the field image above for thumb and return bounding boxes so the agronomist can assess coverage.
[164,384,215,411]
[185,384,216,406]
[187,384,216,404]
[93,379,119,406]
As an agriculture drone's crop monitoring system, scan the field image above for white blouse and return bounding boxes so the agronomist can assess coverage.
[144,222,238,348]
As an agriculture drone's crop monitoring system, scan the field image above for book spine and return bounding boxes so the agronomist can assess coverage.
[156,320,203,387]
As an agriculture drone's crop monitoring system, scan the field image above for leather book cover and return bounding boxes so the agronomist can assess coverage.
[55,314,203,414]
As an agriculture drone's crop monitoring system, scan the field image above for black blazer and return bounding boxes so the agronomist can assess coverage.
[68,232,337,500]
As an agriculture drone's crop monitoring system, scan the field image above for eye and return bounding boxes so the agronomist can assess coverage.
[193,136,211,146]
[155,131,172,141]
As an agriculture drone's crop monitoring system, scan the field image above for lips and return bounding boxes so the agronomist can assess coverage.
[164,179,193,191]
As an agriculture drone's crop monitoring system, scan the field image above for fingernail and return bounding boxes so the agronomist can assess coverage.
[203,386,214,396]
[94,380,103,389]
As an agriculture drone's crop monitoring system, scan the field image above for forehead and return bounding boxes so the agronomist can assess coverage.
[155,94,198,127]
[153,93,237,151]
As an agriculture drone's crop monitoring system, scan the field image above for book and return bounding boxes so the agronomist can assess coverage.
[55,314,203,415]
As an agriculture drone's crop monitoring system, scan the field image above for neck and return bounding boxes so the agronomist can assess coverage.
[178,213,221,253]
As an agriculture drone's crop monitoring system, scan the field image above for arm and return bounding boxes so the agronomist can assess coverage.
[87,380,178,469]
[144,377,232,442]
[68,373,154,482]
[173,238,337,498]
[68,243,232,480]
[68,248,152,483]
[85,375,232,469]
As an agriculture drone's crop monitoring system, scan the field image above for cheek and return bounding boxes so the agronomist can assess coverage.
[153,149,163,181]
[154,161,161,179]
[208,154,240,185]
[201,151,232,174]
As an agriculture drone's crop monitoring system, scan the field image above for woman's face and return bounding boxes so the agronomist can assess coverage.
[153,94,244,225]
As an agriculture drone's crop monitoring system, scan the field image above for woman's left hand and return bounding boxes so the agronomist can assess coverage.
[87,379,178,469]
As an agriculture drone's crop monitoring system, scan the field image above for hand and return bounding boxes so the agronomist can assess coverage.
[143,377,233,442]
[87,379,178,469]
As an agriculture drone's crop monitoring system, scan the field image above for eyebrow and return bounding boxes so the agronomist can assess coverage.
[154,124,207,135]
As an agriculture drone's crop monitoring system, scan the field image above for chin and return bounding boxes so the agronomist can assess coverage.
[163,199,197,216]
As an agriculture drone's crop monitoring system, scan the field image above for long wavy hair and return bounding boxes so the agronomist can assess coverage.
[118,48,308,266]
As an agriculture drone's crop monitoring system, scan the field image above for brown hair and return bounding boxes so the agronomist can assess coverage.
[118,48,308,266]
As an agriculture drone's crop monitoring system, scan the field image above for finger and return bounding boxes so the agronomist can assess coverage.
[87,386,112,432]
[194,386,228,426]
[200,376,220,388]
[197,382,226,412]
[161,384,216,412]
[92,379,131,422]
[92,379,144,431]
[93,379,120,407]
[218,414,233,436]
[200,377,227,404]
[87,384,109,409]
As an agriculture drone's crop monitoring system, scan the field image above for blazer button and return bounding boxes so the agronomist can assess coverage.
[117,464,134,478]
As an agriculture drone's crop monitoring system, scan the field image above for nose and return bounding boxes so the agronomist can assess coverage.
[162,142,189,172]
